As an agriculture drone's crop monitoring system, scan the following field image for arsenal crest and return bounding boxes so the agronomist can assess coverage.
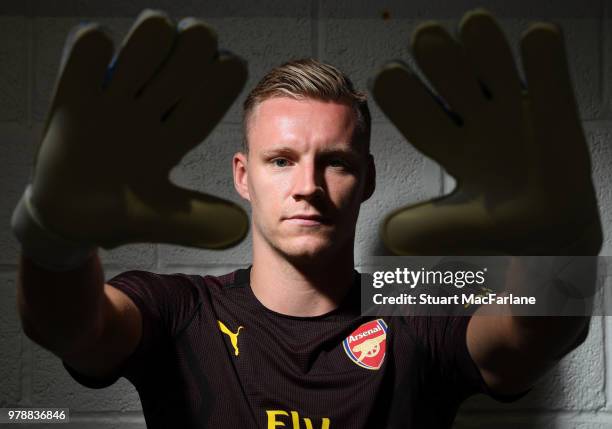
[343,319,388,370]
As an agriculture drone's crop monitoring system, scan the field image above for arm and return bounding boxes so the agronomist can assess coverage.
[12,10,248,380]
[371,9,602,397]
[468,252,598,395]
[467,313,588,395]
[17,253,142,378]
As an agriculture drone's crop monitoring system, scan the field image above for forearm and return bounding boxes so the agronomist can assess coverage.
[469,308,590,394]
[496,255,595,357]
[17,252,106,357]
[505,314,589,360]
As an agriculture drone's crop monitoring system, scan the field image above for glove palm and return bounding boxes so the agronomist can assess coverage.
[30,11,249,249]
[372,10,602,255]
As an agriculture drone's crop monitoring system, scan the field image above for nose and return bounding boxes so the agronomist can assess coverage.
[292,160,324,201]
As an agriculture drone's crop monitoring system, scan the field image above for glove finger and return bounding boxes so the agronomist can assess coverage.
[521,24,591,188]
[47,24,113,127]
[381,197,497,256]
[106,10,176,98]
[371,61,459,162]
[138,17,218,118]
[164,53,247,157]
[381,193,558,256]
[412,22,487,119]
[382,189,601,256]
[115,183,249,249]
[459,10,522,107]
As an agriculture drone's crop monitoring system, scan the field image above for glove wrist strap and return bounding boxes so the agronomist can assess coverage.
[11,185,96,271]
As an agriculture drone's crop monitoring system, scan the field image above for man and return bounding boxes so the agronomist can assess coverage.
[12,8,601,429]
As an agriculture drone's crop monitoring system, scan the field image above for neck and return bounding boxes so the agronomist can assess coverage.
[250,240,356,317]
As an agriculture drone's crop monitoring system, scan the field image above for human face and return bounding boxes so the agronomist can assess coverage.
[233,97,375,263]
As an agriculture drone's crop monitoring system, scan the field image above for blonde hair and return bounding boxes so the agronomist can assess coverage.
[243,59,371,152]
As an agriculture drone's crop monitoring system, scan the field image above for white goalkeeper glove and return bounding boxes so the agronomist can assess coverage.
[372,10,602,257]
[12,10,249,270]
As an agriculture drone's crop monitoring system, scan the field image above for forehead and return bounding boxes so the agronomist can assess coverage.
[247,97,358,152]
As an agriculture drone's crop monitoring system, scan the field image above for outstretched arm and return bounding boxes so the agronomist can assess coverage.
[13,10,248,379]
[371,9,602,395]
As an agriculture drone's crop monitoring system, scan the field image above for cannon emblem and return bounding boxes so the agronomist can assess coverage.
[343,319,388,370]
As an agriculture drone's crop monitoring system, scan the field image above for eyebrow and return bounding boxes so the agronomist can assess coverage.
[260,147,297,158]
[260,145,361,159]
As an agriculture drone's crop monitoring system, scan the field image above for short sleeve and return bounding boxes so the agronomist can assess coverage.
[63,270,203,389]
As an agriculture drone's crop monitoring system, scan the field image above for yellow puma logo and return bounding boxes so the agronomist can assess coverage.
[218,320,244,356]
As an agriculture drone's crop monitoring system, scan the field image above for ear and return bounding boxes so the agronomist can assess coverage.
[362,153,376,202]
[233,151,251,201]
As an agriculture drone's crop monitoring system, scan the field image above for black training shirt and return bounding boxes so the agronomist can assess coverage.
[64,267,502,428]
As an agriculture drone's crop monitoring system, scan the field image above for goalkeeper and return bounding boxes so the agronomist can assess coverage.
[12,9,602,428]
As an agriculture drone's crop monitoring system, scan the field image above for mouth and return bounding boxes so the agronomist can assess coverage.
[284,214,331,227]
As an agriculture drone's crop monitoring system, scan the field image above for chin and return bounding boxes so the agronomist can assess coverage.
[279,236,343,264]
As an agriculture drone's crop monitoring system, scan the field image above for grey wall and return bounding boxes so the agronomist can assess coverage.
[1,1,611,428]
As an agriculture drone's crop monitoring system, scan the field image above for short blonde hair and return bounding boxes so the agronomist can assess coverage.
[243,59,371,152]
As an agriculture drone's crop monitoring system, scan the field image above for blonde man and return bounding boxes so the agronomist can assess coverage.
[13,9,600,429]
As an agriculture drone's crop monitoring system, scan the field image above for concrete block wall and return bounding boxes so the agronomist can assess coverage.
[0,0,611,427]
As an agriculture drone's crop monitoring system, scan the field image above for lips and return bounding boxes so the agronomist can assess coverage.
[285,214,330,226]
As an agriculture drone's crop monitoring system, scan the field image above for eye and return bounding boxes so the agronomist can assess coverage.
[328,158,352,170]
[272,158,291,168]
